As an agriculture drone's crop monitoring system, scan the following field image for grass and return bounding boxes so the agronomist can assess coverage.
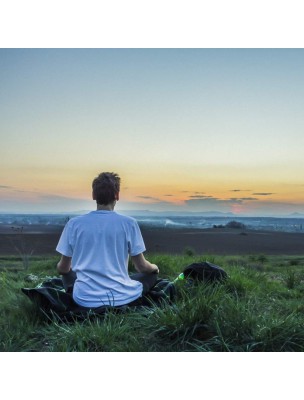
[1,253,304,351]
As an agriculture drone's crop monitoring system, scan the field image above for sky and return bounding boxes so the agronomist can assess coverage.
[1,48,304,216]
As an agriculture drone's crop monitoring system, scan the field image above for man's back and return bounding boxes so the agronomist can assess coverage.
[56,210,145,307]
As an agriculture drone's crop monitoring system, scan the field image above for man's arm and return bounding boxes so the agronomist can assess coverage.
[57,255,72,275]
[131,253,159,274]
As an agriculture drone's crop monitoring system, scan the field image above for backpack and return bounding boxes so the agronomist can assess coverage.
[183,261,228,283]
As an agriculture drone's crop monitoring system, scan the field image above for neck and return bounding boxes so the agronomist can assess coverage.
[97,202,115,211]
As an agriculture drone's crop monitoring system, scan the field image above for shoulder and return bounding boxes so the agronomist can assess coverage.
[65,213,91,228]
[114,212,138,225]
[113,213,142,231]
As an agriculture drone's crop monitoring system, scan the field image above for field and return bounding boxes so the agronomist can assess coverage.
[1,252,304,352]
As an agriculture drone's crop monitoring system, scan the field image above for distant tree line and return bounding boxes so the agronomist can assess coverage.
[213,220,246,229]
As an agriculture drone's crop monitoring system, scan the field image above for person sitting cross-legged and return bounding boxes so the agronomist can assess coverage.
[56,171,159,309]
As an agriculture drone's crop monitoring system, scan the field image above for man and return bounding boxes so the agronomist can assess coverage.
[56,172,159,308]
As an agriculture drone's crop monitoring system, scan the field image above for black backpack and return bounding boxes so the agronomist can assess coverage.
[183,261,228,283]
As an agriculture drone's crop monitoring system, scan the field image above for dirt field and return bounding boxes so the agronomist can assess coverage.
[0,224,303,256]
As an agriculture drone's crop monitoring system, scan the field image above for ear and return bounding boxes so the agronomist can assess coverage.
[92,190,96,200]
[116,192,120,201]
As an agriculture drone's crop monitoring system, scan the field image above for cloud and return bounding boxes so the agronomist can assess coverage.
[185,197,237,208]
[164,194,173,197]
[227,197,260,202]
[184,195,261,213]
[180,191,205,193]
[189,195,216,199]
[230,189,251,192]
[136,195,162,201]
[237,197,259,201]
[226,198,243,204]
[252,193,274,196]
[0,185,13,189]
[0,185,34,193]
[118,197,304,216]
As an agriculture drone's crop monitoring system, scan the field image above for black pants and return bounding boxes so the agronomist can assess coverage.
[62,270,158,304]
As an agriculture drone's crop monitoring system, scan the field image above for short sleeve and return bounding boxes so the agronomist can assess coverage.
[128,220,146,256]
[56,222,73,257]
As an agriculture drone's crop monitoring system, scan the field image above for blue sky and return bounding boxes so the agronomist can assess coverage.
[1,48,304,215]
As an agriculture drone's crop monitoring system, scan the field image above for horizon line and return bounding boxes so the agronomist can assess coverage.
[1,210,304,218]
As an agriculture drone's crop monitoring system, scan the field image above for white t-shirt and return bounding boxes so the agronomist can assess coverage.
[56,211,146,307]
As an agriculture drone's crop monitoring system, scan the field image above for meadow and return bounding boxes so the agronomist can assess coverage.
[1,252,304,352]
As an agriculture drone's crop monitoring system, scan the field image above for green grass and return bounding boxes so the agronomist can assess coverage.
[1,253,304,351]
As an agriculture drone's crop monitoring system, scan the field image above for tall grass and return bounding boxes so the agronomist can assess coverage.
[1,254,304,351]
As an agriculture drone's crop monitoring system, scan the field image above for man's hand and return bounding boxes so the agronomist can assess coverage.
[151,264,160,274]
[131,253,160,274]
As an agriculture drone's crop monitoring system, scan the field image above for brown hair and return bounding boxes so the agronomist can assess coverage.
[92,172,121,205]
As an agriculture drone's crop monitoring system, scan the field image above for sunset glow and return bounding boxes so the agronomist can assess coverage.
[1,49,304,215]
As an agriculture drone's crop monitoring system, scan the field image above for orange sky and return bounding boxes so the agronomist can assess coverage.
[1,49,304,215]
